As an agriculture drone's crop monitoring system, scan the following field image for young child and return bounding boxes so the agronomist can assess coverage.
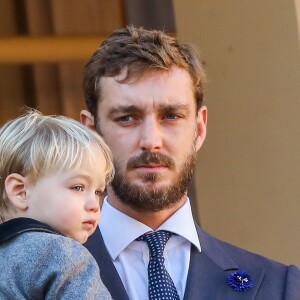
[0,110,114,299]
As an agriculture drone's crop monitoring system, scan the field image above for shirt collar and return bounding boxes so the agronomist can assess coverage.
[99,197,201,260]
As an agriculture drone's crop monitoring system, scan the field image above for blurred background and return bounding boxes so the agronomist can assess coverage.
[1,0,300,266]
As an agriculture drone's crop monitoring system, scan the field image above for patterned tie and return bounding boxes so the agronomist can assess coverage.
[137,230,180,300]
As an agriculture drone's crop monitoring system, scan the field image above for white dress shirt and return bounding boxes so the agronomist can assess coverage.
[99,197,201,300]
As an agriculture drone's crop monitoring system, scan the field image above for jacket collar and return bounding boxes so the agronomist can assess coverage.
[0,217,61,244]
[84,227,130,300]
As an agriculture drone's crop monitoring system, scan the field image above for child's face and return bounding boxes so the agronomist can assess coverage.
[25,147,107,244]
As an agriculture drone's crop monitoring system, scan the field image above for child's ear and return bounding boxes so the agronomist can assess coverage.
[5,173,29,210]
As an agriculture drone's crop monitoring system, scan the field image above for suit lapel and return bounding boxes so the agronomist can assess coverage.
[184,225,265,299]
[184,245,235,299]
[84,229,130,300]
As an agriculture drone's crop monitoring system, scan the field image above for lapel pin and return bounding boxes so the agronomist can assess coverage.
[227,270,253,292]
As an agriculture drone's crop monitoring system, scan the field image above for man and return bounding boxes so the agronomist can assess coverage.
[81,26,300,299]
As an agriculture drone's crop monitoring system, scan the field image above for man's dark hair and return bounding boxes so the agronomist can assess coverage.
[83,25,206,119]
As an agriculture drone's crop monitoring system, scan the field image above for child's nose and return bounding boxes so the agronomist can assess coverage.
[85,194,100,212]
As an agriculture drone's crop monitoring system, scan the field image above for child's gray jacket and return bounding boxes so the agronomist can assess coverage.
[0,218,112,299]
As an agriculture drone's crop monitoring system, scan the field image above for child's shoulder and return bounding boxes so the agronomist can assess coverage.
[0,230,113,299]
[0,230,96,273]
[10,230,93,264]
[0,231,105,299]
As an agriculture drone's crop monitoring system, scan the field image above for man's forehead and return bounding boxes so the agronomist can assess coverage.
[97,67,196,113]
[100,67,192,88]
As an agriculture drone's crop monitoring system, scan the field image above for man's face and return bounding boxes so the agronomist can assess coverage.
[94,67,207,211]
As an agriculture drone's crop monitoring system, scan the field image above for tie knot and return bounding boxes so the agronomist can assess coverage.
[137,230,173,257]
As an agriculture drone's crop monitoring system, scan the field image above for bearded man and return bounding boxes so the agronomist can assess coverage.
[81,26,300,299]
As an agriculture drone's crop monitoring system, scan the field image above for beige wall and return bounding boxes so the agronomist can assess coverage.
[174,0,300,266]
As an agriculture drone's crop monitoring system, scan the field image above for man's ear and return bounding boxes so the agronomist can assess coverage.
[195,106,208,151]
[5,173,29,211]
[80,110,96,131]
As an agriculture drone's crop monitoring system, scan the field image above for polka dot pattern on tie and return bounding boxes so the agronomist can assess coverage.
[137,230,180,300]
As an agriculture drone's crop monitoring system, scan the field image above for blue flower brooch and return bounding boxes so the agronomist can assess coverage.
[227,271,253,292]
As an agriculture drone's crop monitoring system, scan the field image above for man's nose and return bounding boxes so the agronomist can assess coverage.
[139,117,163,152]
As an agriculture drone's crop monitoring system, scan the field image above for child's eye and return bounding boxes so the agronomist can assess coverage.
[71,185,84,192]
[95,190,103,198]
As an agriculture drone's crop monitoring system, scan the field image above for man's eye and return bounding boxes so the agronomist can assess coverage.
[165,113,178,120]
[71,185,84,192]
[117,116,133,123]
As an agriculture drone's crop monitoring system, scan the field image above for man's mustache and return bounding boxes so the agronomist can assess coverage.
[127,152,175,169]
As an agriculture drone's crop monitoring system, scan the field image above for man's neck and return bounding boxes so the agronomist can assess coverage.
[106,187,187,230]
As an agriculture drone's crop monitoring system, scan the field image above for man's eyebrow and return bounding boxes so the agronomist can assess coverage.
[157,104,191,113]
[108,105,143,116]
[108,103,191,116]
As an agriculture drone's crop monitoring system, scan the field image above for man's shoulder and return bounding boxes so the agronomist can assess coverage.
[196,225,300,293]
[197,225,295,269]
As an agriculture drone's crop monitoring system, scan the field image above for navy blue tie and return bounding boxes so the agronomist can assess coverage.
[137,230,180,300]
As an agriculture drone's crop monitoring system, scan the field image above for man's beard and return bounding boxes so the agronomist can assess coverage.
[110,149,197,212]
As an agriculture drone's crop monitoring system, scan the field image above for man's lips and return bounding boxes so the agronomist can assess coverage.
[136,164,166,168]
[133,164,168,172]
[134,163,168,169]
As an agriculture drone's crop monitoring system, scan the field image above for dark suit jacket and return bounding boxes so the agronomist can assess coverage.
[84,224,300,299]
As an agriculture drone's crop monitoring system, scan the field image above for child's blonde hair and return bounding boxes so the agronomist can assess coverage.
[0,109,114,223]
